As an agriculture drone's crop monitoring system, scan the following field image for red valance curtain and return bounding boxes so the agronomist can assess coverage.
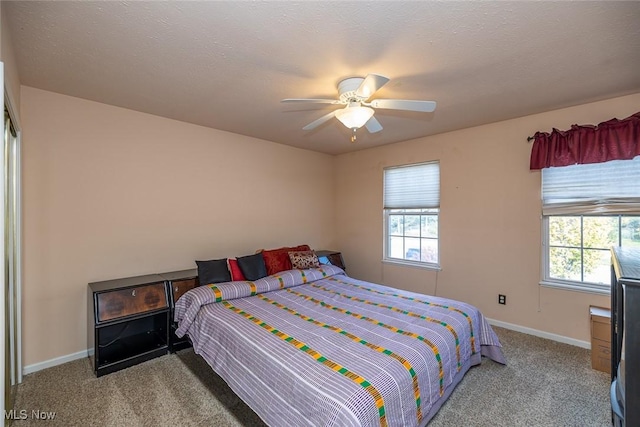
[529,112,640,170]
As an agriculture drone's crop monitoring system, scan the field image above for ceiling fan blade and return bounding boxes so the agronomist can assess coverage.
[282,98,339,104]
[365,116,383,133]
[355,74,390,99]
[302,111,337,131]
[370,99,437,112]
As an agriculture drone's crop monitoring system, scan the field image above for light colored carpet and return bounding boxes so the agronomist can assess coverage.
[11,327,611,426]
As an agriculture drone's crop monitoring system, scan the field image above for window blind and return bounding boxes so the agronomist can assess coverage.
[384,161,440,209]
[541,156,640,215]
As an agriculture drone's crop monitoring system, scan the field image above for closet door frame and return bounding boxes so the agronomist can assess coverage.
[2,61,23,423]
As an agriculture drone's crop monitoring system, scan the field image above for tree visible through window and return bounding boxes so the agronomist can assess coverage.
[548,216,640,284]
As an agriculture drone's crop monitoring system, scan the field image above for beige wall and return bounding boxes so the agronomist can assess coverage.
[21,86,336,366]
[335,93,640,343]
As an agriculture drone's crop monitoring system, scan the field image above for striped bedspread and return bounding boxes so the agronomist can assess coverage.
[175,265,505,427]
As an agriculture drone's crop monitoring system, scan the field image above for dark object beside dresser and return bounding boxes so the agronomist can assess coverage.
[314,250,346,271]
[610,246,640,427]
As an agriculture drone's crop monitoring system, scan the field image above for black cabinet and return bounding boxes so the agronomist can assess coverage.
[611,247,640,427]
[159,268,199,352]
[88,274,170,377]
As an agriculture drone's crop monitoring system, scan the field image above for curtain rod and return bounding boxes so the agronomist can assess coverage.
[527,135,535,142]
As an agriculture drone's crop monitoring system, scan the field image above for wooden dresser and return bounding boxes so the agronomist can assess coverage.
[88,274,170,377]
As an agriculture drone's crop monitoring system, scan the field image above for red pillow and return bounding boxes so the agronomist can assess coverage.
[261,245,311,276]
[227,258,246,281]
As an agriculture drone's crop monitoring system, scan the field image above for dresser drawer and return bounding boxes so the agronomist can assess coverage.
[96,282,167,322]
[170,278,198,304]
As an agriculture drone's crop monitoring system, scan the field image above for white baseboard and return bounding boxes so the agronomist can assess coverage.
[23,349,89,376]
[486,318,591,349]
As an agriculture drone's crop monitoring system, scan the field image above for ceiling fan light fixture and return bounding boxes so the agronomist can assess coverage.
[334,105,374,129]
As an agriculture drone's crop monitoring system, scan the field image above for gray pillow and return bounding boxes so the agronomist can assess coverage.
[237,253,268,281]
[195,258,231,285]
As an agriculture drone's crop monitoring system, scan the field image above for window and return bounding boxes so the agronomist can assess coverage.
[383,162,440,268]
[541,156,640,293]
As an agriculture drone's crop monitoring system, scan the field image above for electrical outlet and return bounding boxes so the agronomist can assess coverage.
[498,294,506,305]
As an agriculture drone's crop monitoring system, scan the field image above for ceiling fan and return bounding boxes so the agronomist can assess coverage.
[282,74,436,142]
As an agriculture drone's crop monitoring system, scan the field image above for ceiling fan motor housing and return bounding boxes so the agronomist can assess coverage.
[338,77,366,103]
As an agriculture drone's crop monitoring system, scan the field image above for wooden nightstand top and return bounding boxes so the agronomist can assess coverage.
[89,273,165,293]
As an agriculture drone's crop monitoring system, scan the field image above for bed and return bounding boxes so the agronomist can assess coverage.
[175,264,505,427]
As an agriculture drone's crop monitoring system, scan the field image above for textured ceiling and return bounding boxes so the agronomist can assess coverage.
[5,1,640,155]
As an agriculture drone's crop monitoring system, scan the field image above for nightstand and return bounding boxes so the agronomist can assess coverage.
[315,250,346,271]
[159,268,199,352]
[590,306,611,373]
[88,274,170,377]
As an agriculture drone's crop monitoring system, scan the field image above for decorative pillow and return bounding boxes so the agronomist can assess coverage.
[195,258,231,286]
[289,251,320,269]
[261,244,311,275]
[237,253,268,281]
[227,258,246,281]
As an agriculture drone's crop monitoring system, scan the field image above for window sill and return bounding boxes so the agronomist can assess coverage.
[382,259,441,271]
[539,280,610,296]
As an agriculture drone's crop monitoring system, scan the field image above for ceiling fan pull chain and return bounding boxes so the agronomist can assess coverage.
[351,128,357,143]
